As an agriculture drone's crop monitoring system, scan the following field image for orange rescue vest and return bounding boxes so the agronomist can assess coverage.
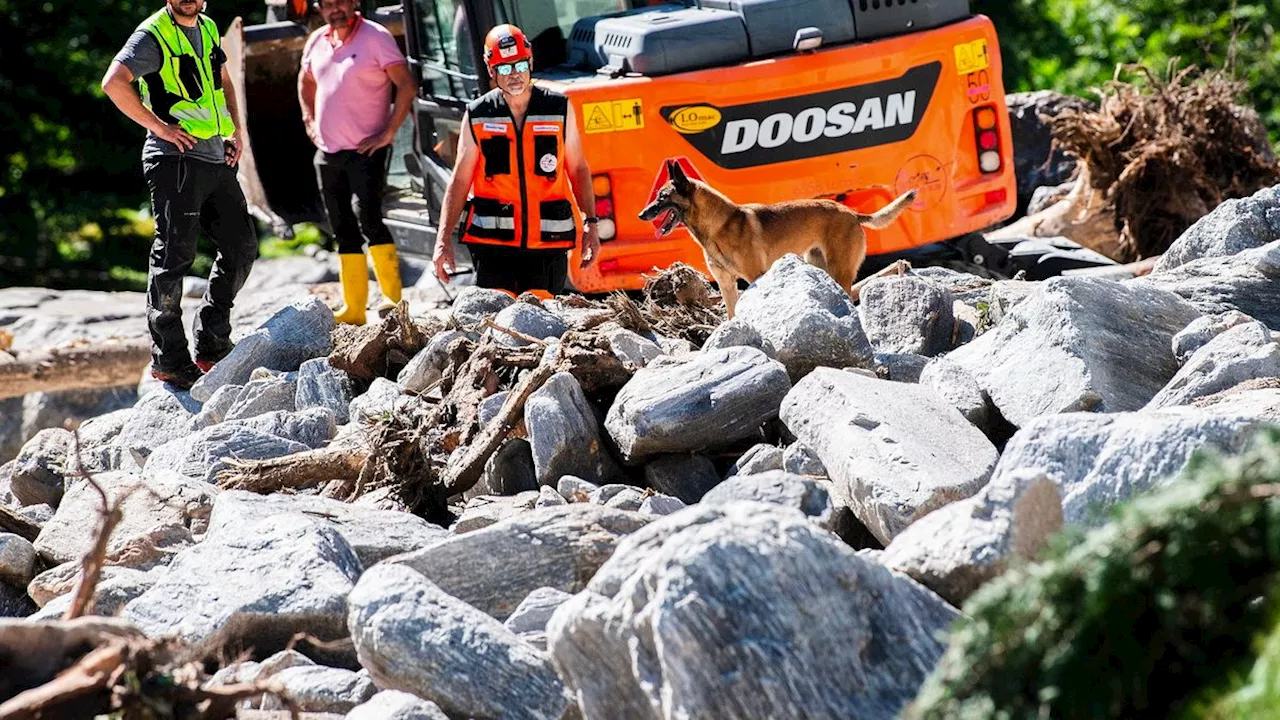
[461,85,580,251]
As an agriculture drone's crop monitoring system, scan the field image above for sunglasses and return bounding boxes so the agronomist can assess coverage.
[494,60,530,76]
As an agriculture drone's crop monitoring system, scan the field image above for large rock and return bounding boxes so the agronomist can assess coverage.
[725,443,784,478]
[477,438,539,498]
[11,428,69,507]
[31,567,161,620]
[297,357,355,424]
[547,503,959,720]
[1132,240,1280,329]
[994,408,1264,527]
[605,346,791,463]
[388,504,649,621]
[0,533,37,587]
[1006,91,1092,217]
[701,471,837,532]
[780,369,998,545]
[122,516,362,652]
[919,357,990,430]
[859,275,955,356]
[142,420,314,484]
[192,297,335,402]
[1153,184,1280,273]
[486,303,568,347]
[450,492,539,534]
[112,388,202,460]
[206,490,447,568]
[1171,310,1256,364]
[451,286,515,327]
[348,378,408,425]
[946,277,1202,427]
[643,454,722,503]
[189,384,242,431]
[259,665,377,714]
[1191,380,1280,422]
[224,375,297,422]
[701,317,768,354]
[732,254,874,378]
[1148,321,1280,410]
[503,586,574,651]
[881,470,1063,605]
[34,470,216,569]
[526,372,612,485]
[606,328,664,368]
[347,564,571,720]
[346,690,450,720]
[397,330,469,394]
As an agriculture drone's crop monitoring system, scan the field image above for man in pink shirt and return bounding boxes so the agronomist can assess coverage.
[299,0,416,325]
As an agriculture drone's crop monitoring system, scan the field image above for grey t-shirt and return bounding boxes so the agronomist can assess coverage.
[114,26,227,165]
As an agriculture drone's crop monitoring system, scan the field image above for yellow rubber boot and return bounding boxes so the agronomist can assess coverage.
[369,243,403,316]
[334,253,368,325]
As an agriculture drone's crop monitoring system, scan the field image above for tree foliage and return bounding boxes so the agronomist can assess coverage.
[906,427,1280,719]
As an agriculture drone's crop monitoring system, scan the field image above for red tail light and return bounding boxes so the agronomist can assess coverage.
[973,104,1003,174]
[591,173,616,241]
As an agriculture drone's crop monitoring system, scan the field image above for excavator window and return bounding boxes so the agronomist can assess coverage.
[488,0,629,69]
[412,0,481,99]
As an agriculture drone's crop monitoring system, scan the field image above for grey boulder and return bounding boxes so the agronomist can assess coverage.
[206,490,447,568]
[946,276,1202,427]
[726,443,784,478]
[388,503,650,621]
[503,586,574,650]
[702,470,837,532]
[397,330,469,394]
[607,328,664,368]
[224,375,297,422]
[486,302,568,347]
[1172,311,1256,364]
[859,275,956,356]
[142,419,316,484]
[1153,184,1280,272]
[347,563,571,720]
[259,665,377,714]
[451,286,515,327]
[701,317,769,354]
[112,389,201,460]
[348,378,408,425]
[1132,240,1280,329]
[547,502,959,720]
[605,346,791,462]
[994,408,1264,527]
[881,470,1063,605]
[34,470,215,569]
[297,357,355,424]
[346,690,450,720]
[733,254,874,378]
[919,357,991,430]
[643,454,722,503]
[1147,321,1280,410]
[11,428,69,507]
[122,516,362,651]
[192,296,335,402]
[526,372,613,485]
[780,369,998,545]
[0,533,38,587]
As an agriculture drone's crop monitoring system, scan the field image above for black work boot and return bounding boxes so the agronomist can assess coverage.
[150,362,204,392]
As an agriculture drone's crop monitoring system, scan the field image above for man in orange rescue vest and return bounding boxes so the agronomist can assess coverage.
[432,24,600,295]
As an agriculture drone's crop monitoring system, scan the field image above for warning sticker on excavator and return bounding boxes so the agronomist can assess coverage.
[583,99,645,134]
[953,39,990,75]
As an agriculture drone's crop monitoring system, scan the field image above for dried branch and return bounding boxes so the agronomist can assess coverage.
[482,318,548,347]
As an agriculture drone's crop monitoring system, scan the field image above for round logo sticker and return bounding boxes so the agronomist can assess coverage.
[539,154,557,174]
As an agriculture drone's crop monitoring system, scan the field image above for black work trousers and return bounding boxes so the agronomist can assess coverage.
[143,156,259,372]
[466,244,569,295]
[314,147,394,254]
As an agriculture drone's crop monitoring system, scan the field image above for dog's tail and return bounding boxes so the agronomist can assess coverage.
[858,189,918,230]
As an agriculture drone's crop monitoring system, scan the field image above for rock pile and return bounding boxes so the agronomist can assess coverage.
[2,192,1279,718]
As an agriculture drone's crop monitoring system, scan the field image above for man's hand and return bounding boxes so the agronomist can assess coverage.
[580,223,601,269]
[155,122,197,152]
[357,129,396,156]
[433,231,456,284]
[303,117,319,147]
[225,129,246,166]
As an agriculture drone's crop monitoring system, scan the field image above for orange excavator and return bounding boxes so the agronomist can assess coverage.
[226,1,1110,293]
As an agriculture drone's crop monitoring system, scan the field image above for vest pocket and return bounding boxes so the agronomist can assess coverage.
[539,199,577,244]
[176,55,205,101]
[467,197,516,241]
[479,136,512,177]
[533,134,559,179]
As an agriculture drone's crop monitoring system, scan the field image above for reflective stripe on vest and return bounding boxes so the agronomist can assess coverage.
[137,9,234,140]
[461,86,580,251]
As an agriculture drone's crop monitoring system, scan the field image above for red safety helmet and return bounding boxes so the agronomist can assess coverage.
[483,24,533,68]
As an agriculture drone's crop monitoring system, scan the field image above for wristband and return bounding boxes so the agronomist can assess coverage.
[582,216,599,225]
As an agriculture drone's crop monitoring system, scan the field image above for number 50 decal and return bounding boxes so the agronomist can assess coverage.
[966,69,991,104]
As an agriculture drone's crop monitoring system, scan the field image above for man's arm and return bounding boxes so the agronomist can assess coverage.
[298,66,319,146]
[101,59,196,151]
[358,62,417,155]
[563,104,600,268]
[221,64,245,165]
[433,111,480,282]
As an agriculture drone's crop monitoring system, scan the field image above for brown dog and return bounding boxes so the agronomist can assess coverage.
[639,160,917,317]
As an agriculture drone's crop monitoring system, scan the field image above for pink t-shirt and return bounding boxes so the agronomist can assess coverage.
[302,15,407,153]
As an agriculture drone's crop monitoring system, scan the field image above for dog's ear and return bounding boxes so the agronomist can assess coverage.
[669,160,691,192]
